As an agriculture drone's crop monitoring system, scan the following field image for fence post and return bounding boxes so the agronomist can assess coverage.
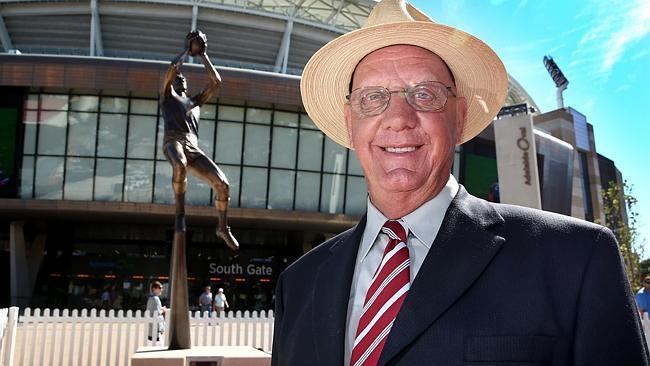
[1,307,18,366]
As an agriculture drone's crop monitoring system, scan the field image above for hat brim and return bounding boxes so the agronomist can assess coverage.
[301,21,508,149]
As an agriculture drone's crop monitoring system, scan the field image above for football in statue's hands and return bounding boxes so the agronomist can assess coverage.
[185,30,207,56]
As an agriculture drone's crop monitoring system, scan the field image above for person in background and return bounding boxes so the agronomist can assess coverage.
[146,281,167,343]
[636,276,650,318]
[214,288,229,314]
[199,285,213,316]
[101,286,111,310]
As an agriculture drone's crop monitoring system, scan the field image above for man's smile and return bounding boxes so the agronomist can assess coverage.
[383,146,419,153]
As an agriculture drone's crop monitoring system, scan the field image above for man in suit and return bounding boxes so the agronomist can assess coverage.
[272,0,649,365]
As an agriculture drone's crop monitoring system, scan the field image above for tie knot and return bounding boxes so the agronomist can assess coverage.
[381,220,408,243]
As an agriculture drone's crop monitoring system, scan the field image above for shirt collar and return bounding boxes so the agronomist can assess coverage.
[359,174,459,263]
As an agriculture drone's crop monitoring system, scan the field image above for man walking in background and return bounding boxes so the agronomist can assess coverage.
[214,288,229,314]
[199,285,213,316]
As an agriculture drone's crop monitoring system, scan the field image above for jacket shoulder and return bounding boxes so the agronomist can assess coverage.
[494,202,604,231]
[488,201,616,252]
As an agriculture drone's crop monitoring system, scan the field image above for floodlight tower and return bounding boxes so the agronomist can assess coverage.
[543,55,569,109]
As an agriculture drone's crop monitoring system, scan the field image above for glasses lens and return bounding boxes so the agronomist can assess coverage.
[407,82,448,111]
[350,87,389,116]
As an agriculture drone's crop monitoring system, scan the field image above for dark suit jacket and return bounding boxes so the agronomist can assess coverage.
[272,186,649,365]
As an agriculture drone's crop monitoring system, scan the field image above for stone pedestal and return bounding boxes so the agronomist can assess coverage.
[132,346,271,366]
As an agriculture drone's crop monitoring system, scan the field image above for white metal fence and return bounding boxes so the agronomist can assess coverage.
[0,307,273,366]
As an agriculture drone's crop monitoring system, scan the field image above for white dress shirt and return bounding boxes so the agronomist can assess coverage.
[344,174,459,364]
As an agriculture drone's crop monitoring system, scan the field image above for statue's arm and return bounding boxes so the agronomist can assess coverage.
[162,49,188,98]
[193,52,222,107]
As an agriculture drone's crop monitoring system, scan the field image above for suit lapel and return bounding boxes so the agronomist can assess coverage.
[312,215,366,365]
[379,187,506,365]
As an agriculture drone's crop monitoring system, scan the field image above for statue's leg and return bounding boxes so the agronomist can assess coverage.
[163,141,189,207]
[188,154,239,250]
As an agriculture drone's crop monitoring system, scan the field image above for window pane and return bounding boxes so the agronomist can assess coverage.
[345,176,367,215]
[274,111,299,127]
[215,122,243,164]
[268,169,294,210]
[127,115,157,159]
[321,173,345,214]
[219,106,244,122]
[97,114,127,157]
[198,120,215,159]
[131,99,158,115]
[20,156,34,198]
[300,113,318,129]
[100,97,129,113]
[241,167,267,208]
[298,130,323,171]
[124,160,153,202]
[37,111,67,155]
[243,125,270,166]
[295,171,319,211]
[67,112,97,156]
[35,156,64,199]
[271,127,297,169]
[201,104,217,120]
[23,111,37,155]
[154,162,174,204]
[348,152,364,175]
[25,94,39,110]
[187,175,211,206]
[70,95,98,112]
[219,165,240,207]
[323,138,347,174]
[41,94,68,111]
[246,108,271,124]
[95,158,124,201]
[64,157,93,200]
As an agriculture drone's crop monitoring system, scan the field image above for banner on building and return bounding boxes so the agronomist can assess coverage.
[494,114,542,209]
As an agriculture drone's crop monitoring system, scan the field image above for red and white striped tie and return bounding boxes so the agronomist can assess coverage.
[350,220,410,366]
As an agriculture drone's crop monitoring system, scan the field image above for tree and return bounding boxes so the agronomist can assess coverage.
[601,181,645,289]
[640,258,650,278]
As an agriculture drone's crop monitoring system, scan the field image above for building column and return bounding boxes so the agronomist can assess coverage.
[9,221,45,307]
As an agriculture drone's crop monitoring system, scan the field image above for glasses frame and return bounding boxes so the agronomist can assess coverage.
[345,81,457,117]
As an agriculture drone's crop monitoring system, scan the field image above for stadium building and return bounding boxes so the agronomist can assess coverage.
[0,0,625,311]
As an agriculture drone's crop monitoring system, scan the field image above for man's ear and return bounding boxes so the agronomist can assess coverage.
[454,97,467,145]
[344,104,354,148]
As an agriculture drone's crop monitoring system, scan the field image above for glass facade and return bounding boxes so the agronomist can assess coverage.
[20,92,367,215]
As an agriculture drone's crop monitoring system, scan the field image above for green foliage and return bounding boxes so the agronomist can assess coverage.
[601,180,644,289]
[640,258,650,278]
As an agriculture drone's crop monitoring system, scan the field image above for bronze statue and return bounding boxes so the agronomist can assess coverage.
[161,30,238,350]
[161,30,239,251]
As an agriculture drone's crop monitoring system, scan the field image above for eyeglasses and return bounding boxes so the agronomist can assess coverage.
[346,81,456,118]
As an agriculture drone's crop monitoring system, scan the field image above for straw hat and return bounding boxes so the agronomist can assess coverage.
[300,0,508,148]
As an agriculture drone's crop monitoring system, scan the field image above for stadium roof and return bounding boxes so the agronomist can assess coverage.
[0,0,539,110]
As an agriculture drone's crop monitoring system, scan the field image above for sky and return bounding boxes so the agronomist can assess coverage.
[411,0,650,257]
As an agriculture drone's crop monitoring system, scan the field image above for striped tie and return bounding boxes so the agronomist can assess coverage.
[350,220,410,366]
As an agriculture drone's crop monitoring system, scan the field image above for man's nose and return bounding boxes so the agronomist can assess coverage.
[380,93,417,131]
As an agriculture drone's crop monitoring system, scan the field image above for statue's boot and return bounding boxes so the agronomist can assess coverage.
[216,200,239,250]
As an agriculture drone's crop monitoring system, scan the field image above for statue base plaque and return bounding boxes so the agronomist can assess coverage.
[131,346,271,366]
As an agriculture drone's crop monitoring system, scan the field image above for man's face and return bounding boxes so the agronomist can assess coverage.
[345,45,466,203]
